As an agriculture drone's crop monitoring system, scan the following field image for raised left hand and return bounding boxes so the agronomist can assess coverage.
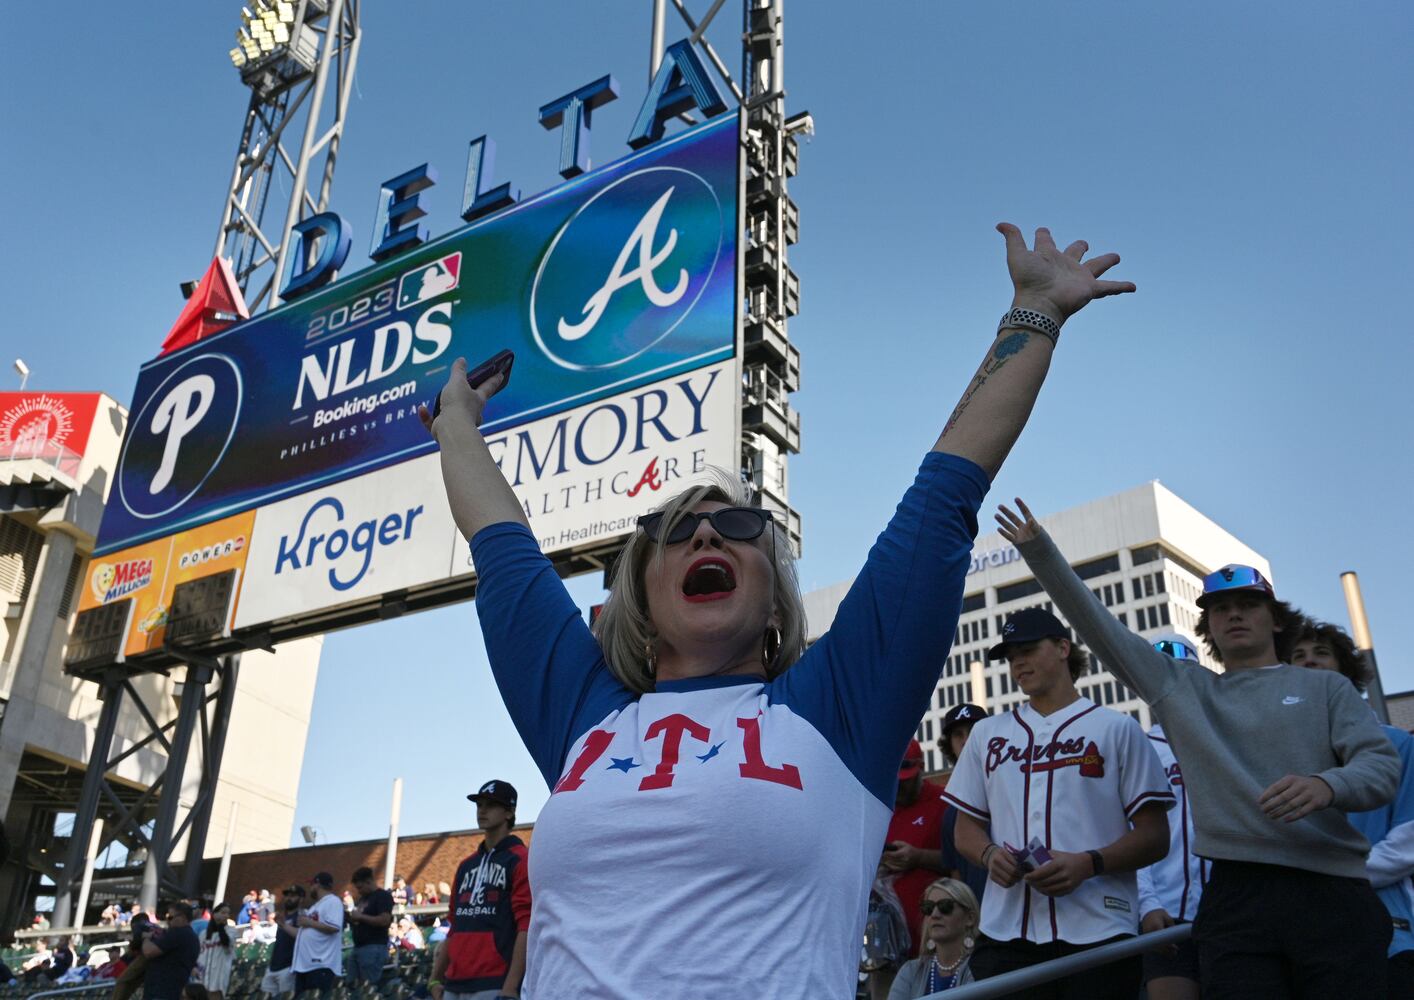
[1023,851,1094,897]
[1259,774,1334,822]
[998,223,1136,325]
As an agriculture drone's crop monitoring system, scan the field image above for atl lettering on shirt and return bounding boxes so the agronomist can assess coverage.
[444,835,531,993]
[943,699,1173,945]
[471,452,990,999]
[1136,725,1207,923]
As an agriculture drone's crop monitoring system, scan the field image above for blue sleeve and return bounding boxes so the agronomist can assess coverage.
[470,522,634,787]
[769,451,990,806]
[939,806,962,871]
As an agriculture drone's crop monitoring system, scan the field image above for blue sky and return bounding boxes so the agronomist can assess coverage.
[3,2,1411,845]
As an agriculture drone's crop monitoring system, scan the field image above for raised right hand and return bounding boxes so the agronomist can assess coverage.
[418,356,508,437]
[995,498,1043,545]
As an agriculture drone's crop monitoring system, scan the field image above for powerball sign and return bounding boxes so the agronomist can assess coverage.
[96,112,740,557]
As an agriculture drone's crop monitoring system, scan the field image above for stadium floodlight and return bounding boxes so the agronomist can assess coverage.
[276,1,294,23]
[272,22,290,44]
[229,46,247,67]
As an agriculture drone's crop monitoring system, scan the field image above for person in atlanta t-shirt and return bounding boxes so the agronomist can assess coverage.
[431,780,531,1000]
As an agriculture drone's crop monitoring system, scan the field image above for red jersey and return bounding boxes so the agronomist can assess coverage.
[886,779,949,949]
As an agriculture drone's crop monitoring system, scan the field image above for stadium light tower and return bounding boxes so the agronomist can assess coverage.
[216,0,361,310]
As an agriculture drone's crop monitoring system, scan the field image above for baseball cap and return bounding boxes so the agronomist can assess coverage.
[468,779,518,809]
[308,872,334,889]
[1151,631,1201,663]
[987,608,1070,661]
[1197,564,1275,609]
[898,739,925,781]
[942,703,988,737]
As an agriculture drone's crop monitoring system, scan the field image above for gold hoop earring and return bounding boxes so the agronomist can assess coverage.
[644,637,658,676]
[762,626,782,670]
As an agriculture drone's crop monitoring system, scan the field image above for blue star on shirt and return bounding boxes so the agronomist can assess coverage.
[697,742,725,763]
[607,757,640,773]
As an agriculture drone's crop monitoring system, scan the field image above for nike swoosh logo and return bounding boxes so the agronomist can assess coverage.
[1282,696,1303,705]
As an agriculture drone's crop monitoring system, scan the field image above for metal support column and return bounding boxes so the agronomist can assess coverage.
[139,661,212,910]
[182,655,241,898]
[51,671,125,928]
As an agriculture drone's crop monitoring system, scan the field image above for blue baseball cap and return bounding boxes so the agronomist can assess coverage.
[987,608,1070,661]
[1197,564,1275,609]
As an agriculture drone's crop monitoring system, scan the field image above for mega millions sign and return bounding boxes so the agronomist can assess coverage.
[85,57,742,649]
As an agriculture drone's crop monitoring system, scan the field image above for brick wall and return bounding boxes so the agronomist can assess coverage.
[221,824,536,907]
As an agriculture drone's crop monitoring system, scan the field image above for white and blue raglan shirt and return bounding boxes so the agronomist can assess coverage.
[1348,724,1414,958]
[1136,724,1208,924]
[470,452,989,999]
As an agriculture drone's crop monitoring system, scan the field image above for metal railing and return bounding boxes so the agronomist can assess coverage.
[23,985,116,1000]
[925,924,1192,999]
[1,440,82,479]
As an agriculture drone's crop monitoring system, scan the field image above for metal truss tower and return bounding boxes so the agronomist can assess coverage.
[216,0,362,311]
[651,0,808,554]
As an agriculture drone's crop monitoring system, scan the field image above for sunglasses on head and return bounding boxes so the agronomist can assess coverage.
[921,898,960,917]
[636,506,773,545]
[1153,639,1199,662]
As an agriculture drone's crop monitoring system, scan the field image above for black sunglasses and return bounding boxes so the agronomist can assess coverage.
[921,898,960,917]
[637,506,773,545]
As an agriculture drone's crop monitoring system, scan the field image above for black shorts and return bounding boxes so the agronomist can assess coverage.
[1141,922,1199,985]
[1193,860,1390,999]
[294,968,338,995]
[970,933,1142,1000]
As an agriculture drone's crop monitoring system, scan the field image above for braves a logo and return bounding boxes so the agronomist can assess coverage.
[985,736,1106,778]
[1166,761,1183,787]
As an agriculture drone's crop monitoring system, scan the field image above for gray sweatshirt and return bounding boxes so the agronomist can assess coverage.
[1015,529,1399,879]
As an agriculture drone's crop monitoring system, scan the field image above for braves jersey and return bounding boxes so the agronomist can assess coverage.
[471,452,989,999]
[943,698,1173,945]
[1136,725,1207,922]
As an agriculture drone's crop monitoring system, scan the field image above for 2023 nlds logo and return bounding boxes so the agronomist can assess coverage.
[530,166,723,372]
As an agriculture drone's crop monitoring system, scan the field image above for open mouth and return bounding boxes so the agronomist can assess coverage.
[682,557,737,602]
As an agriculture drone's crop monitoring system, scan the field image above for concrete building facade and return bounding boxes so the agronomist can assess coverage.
[804,482,1270,775]
[0,389,321,928]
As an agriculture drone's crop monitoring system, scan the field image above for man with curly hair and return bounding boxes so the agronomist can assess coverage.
[1293,618,1414,996]
[994,500,1399,999]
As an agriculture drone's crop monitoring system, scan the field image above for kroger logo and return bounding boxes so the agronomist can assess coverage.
[117,354,243,520]
[530,166,723,371]
[274,496,424,592]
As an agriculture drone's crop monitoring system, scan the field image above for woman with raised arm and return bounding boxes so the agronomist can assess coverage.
[420,224,1133,1000]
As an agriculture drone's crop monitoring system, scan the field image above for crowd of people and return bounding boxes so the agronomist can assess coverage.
[402,219,1408,999]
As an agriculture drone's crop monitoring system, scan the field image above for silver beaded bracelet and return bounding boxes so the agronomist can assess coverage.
[998,307,1061,346]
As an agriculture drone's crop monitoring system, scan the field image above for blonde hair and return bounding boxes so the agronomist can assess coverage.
[918,877,980,958]
[592,468,806,693]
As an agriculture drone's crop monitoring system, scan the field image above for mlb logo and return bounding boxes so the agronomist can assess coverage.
[397,252,461,310]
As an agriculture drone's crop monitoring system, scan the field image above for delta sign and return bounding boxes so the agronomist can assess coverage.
[84,42,744,645]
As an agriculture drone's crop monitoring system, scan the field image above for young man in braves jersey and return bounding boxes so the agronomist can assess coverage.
[997,501,1398,999]
[944,608,1172,999]
[431,781,530,1000]
[1136,633,1209,1000]
[1292,618,1414,998]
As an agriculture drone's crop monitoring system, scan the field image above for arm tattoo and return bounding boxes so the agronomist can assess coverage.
[943,331,1031,435]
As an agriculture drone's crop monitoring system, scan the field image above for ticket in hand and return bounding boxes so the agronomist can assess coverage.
[1002,841,1035,873]
[1026,837,1054,868]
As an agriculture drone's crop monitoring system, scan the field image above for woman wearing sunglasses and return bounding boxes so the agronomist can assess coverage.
[420,223,1134,999]
[888,879,980,998]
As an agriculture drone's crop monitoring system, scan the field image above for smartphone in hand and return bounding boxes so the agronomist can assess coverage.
[431,350,514,420]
